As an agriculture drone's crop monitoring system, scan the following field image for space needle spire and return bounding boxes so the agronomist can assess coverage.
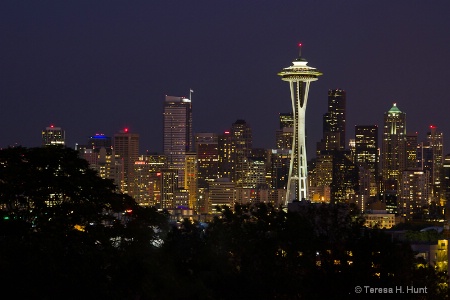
[278,43,322,204]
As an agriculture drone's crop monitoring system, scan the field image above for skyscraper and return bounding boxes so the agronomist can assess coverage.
[79,133,120,187]
[114,128,139,195]
[218,130,233,180]
[399,170,430,219]
[231,119,252,187]
[381,103,406,190]
[310,89,347,203]
[133,153,166,207]
[276,113,294,150]
[278,45,322,203]
[330,150,359,204]
[318,89,346,152]
[42,125,65,146]
[195,133,219,189]
[163,95,193,188]
[428,126,444,198]
[417,126,444,203]
[406,132,419,170]
[354,125,379,196]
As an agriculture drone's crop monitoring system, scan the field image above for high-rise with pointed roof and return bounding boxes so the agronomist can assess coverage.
[381,103,406,190]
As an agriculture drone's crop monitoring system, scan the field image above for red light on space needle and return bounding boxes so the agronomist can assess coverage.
[298,43,302,47]
[430,125,436,129]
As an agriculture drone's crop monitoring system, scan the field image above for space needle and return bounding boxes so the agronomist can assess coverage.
[278,43,322,204]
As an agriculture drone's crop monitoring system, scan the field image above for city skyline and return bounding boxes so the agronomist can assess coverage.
[1,1,450,154]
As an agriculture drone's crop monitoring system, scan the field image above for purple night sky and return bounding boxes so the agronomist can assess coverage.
[1,1,450,156]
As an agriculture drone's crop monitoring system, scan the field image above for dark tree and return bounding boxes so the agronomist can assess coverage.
[0,146,168,299]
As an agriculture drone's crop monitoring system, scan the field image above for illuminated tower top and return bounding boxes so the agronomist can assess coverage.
[278,44,323,82]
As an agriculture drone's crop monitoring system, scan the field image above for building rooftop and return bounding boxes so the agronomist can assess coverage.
[388,103,402,113]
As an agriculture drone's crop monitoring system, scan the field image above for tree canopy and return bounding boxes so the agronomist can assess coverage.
[0,146,448,299]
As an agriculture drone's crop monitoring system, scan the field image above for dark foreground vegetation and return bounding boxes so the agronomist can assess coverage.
[0,147,448,299]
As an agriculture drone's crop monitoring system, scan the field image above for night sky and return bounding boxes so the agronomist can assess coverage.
[2,1,450,156]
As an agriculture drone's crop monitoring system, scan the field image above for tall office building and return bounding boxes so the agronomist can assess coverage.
[428,126,444,201]
[278,46,322,202]
[241,157,266,189]
[163,95,193,188]
[218,130,234,180]
[133,154,166,207]
[88,133,112,149]
[160,168,178,210]
[330,150,359,204]
[208,178,236,214]
[78,133,121,187]
[114,128,139,195]
[185,152,197,210]
[268,149,291,190]
[310,90,347,202]
[442,154,450,206]
[318,89,346,152]
[276,113,294,150]
[399,170,430,219]
[381,103,406,190]
[42,125,65,146]
[195,133,219,189]
[230,119,252,187]
[406,133,419,170]
[354,125,379,196]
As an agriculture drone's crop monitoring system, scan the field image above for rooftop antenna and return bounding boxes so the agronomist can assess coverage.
[298,42,302,57]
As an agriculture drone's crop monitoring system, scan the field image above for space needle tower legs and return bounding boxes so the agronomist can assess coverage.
[278,44,322,205]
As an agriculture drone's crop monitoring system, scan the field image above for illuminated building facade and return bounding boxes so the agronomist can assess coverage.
[163,95,193,188]
[241,157,266,189]
[354,125,379,196]
[113,128,139,195]
[88,133,112,149]
[195,133,219,188]
[381,103,406,190]
[231,119,252,187]
[185,152,197,210]
[406,133,419,170]
[42,125,65,146]
[330,150,358,204]
[442,154,450,206]
[309,153,333,202]
[399,170,430,219]
[208,178,236,214]
[133,154,166,207]
[427,126,444,202]
[78,134,121,187]
[278,45,322,203]
[317,89,346,152]
[218,130,233,180]
[276,113,294,150]
[160,168,178,209]
[269,149,291,190]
